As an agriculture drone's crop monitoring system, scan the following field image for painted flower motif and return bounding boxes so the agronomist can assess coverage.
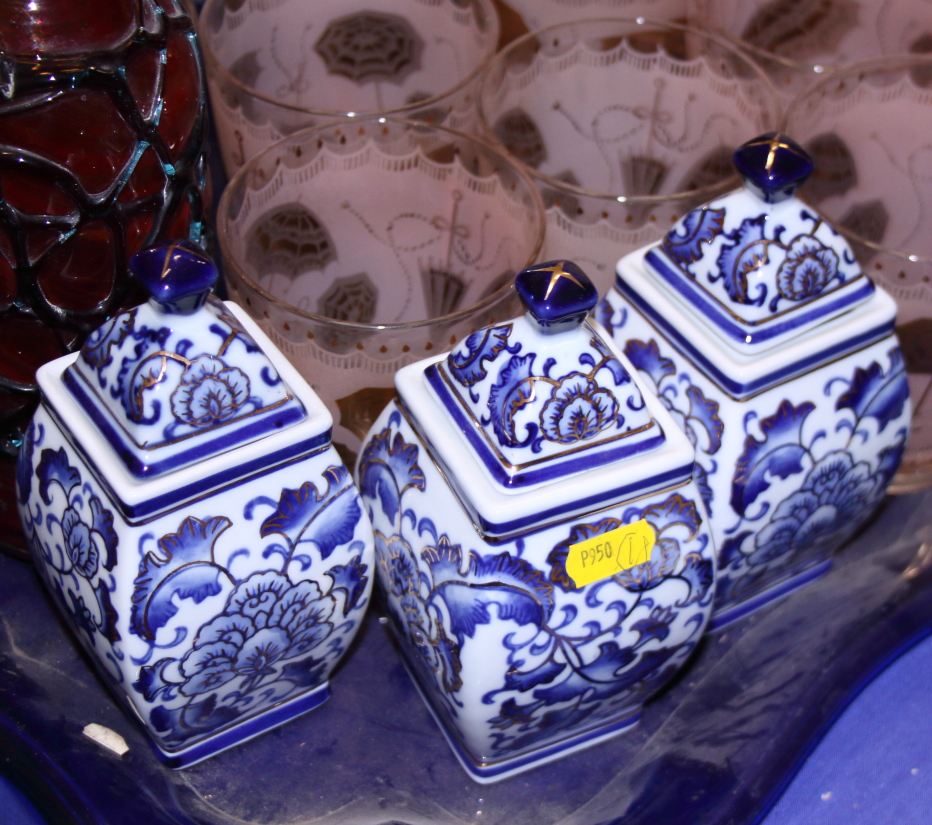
[61,507,99,579]
[540,373,619,444]
[179,571,335,697]
[751,451,880,565]
[170,355,250,427]
[776,235,839,301]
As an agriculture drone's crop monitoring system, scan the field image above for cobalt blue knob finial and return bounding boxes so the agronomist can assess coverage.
[130,239,218,315]
[733,132,813,204]
[515,260,598,334]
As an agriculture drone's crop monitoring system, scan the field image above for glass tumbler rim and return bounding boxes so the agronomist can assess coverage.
[197,0,501,120]
[785,52,932,263]
[476,15,782,204]
[216,115,546,333]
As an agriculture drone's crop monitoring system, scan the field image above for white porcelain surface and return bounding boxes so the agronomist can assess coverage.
[599,134,911,624]
[356,264,715,781]
[17,302,375,767]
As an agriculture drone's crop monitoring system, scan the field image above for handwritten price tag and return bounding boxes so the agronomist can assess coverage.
[565,520,656,588]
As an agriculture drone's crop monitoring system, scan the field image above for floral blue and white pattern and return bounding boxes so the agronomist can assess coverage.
[661,204,857,315]
[64,295,307,477]
[129,465,369,750]
[615,327,723,519]
[599,289,910,623]
[433,319,662,481]
[18,424,125,682]
[357,405,715,771]
[715,350,908,612]
[18,399,374,762]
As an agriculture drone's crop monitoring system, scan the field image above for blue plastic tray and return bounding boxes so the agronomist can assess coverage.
[2,488,932,825]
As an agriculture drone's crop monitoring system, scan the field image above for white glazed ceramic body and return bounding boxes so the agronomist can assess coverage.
[16,303,375,768]
[355,322,717,782]
[601,241,911,627]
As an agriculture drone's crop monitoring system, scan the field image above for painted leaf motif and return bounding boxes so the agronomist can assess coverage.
[358,428,426,524]
[675,552,714,606]
[36,447,80,505]
[447,325,513,386]
[686,385,724,454]
[588,337,631,386]
[631,606,676,645]
[81,309,135,372]
[494,703,600,753]
[486,353,536,446]
[325,554,369,616]
[89,496,118,571]
[836,349,909,433]
[663,208,726,267]
[296,486,362,560]
[430,624,464,693]
[279,655,327,688]
[426,539,554,641]
[421,534,464,583]
[624,339,675,387]
[694,462,713,518]
[131,515,232,640]
[261,466,360,557]
[876,439,906,486]
[134,657,176,702]
[731,400,815,517]
[718,531,752,569]
[503,657,566,693]
[715,215,771,305]
[641,494,701,539]
[94,579,122,644]
[489,697,540,730]
[532,641,640,704]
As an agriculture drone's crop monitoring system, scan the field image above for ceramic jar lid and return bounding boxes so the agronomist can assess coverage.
[62,241,309,478]
[616,133,898,399]
[38,241,332,521]
[644,133,877,355]
[395,261,697,539]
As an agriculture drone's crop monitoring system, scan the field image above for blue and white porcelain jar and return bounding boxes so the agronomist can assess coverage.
[356,261,716,783]
[600,134,911,630]
[16,241,375,768]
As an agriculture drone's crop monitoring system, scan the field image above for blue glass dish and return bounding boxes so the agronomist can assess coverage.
[2,486,932,824]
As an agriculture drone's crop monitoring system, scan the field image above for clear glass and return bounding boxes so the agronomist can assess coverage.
[494,0,691,44]
[691,0,932,101]
[198,0,500,175]
[478,17,781,297]
[785,55,932,491]
[217,117,545,465]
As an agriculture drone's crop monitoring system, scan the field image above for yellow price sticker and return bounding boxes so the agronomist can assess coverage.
[565,520,656,589]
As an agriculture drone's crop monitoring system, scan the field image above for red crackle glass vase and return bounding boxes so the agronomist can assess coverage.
[0,0,210,557]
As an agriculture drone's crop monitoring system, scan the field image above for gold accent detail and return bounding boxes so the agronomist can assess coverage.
[395,400,690,543]
[623,297,894,403]
[71,363,295,452]
[436,359,659,473]
[743,133,798,174]
[655,244,865,329]
[525,261,585,299]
